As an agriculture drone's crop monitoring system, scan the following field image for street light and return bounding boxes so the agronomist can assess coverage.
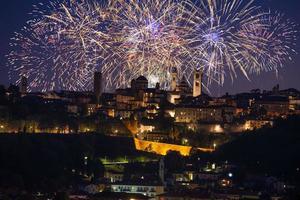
[213,143,217,150]
[212,163,216,170]
[84,156,88,165]
[182,138,189,145]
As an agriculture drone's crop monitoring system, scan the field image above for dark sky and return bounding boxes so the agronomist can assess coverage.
[0,0,299,96]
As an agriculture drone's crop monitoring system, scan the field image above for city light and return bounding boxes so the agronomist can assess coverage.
[182,138,189,145]
[84,156,88,165]
[213,143,217,150]
[213,125,223,133]
[212,163,216,170]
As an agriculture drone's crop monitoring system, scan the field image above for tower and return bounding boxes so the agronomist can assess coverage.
[171,68,177,91]
[155,82,160,90]
[193,69,203,97]
[20,76,27,94]
[94,72,102,104]
[131,79,136,90]
[159,158,165,184]
[135,76,148,90]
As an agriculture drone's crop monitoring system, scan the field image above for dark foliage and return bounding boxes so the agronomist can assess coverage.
[215,115,300,183]
[0,134,141,191]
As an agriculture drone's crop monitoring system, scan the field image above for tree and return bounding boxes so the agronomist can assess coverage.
[164,151,185,173]
[7,84,20,104]
[54,192,69,200]
[0,85,7,105]
[88,159,104,181]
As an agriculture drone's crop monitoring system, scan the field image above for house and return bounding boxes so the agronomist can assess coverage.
[111,181,164,198]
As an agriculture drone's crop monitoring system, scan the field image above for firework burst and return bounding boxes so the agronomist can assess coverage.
[7,0,298,92]
[183,0,272,85]
[237,12,298,75]
[8,0,110,91]
[103,0,191,89]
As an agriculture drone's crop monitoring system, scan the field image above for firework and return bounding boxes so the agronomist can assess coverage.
[103,0,191,89]
[8,0,110,92]
[183,0,296,85]
[237,12,298,75]
[7,0,298,92]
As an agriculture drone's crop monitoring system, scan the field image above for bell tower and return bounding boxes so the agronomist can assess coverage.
[20,76,28,94]
[193,69,203,97]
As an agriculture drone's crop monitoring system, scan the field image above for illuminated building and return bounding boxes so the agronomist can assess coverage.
[144,105,159,119]
[175,106,235,123]
[111,182,164,198]
[167,92,181,104]
[144,132,169,142]
[167,67,193,104]
[289,97,300,114]
[168,69,204,104]
[116,91,137,109]
[116,76,167,110]
[139,123,155,133]
[85,103,97,116]
[253,96,290,117]
[115,109,135,119]
[167,77,192,104]
[244,120,273,130]
[67,104,79,115]
[105,171,124,183]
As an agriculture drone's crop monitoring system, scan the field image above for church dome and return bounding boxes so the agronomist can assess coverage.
[136,76,148,82]
[133,76,148,90]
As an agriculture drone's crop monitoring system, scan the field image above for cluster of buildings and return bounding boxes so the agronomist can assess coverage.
[62,158,290,200]
[1,73,299,199]
[101,72,299,151]
[1,71,300,138]
[101,71,299,131]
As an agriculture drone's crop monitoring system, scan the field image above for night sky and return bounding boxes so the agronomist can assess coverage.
[0,0,299,96]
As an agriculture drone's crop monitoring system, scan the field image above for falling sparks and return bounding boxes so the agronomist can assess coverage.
[7,0,298,92]
[8,0,110,91]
